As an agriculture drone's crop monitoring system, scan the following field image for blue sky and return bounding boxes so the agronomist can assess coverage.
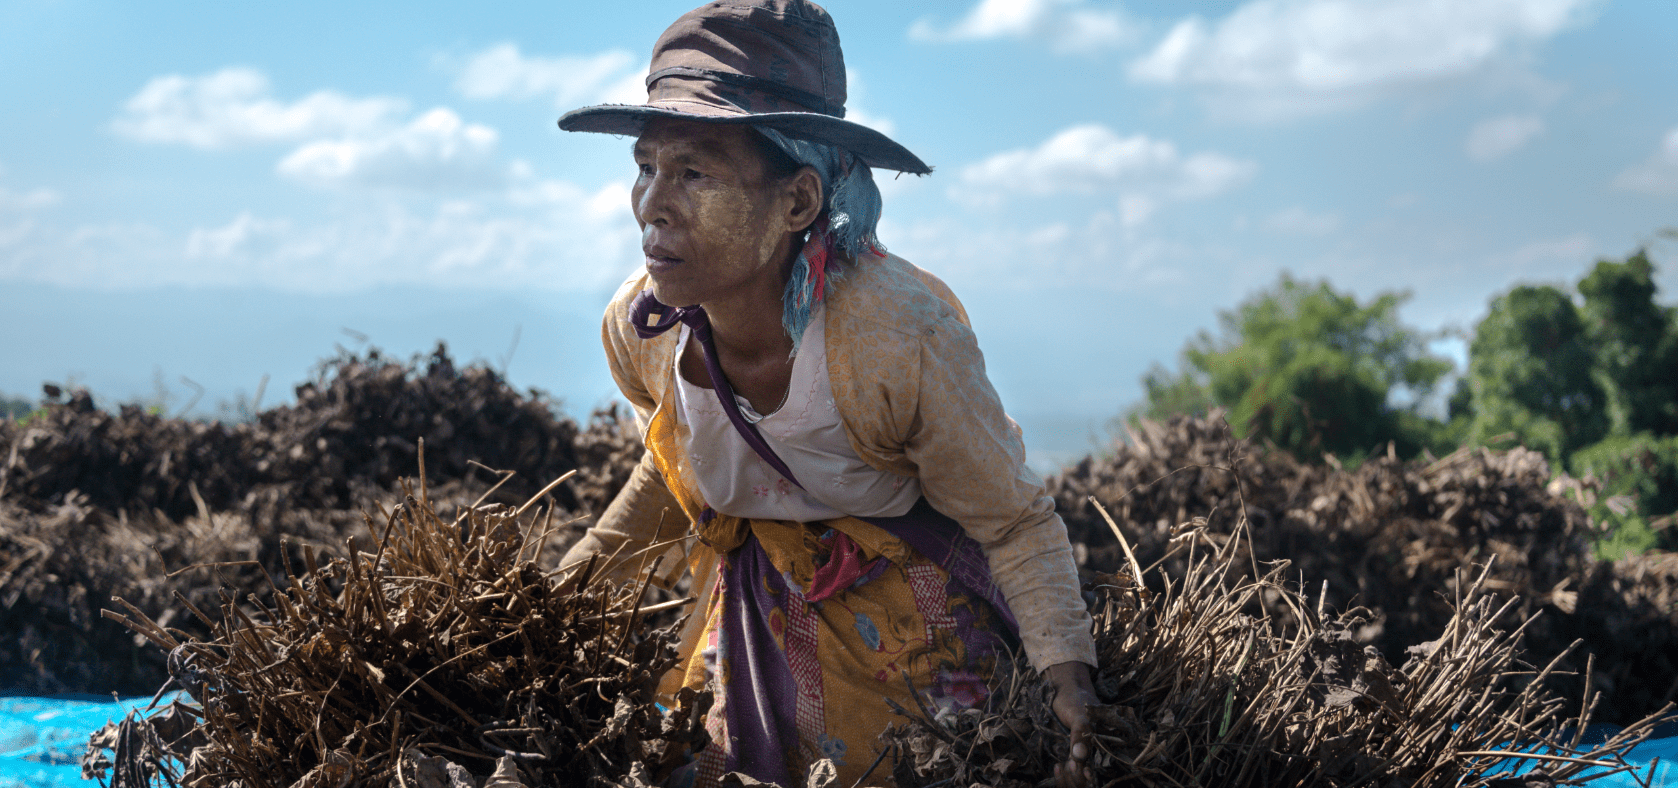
[2,0,1675,469]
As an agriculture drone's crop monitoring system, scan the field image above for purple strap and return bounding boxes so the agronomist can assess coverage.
[630,289,803,488]
[628,289,1017,630]
[718,536,801,786]
[860,500,1019,633]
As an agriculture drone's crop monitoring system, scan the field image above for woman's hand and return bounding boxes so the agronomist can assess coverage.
[1046,661,1099,788]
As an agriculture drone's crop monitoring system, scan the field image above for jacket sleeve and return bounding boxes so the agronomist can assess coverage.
[560,450,688,585]
[560,275,688,587]
[898,317,1097,672]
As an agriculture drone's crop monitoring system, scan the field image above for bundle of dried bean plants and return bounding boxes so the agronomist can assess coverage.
[89,466,707,788]
[885,501,1673,788]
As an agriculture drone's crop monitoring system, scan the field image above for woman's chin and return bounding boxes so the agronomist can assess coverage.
[646,278,700,309]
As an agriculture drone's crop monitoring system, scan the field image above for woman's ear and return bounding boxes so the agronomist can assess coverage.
[786,165,823,234]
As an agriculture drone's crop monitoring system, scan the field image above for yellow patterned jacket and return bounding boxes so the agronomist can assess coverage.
[579,252,1097,673]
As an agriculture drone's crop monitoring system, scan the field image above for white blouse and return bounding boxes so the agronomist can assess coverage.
[672,304,922,521]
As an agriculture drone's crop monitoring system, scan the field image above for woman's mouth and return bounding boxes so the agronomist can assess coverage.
[644,253,682,274]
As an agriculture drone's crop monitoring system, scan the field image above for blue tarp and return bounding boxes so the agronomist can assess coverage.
[2,695,1671,787]
[1484,723,1677,787]
[0,695,169,788]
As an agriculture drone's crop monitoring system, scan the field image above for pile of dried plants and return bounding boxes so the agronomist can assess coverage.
[884,503,1674,788]
[1,344,639,522]
[0,345,644,695]
[84,467,704,788]
[4,359,1673,787]
[1049,412,1678,723]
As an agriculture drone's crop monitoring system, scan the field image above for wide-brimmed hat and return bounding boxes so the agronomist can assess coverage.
[558,0,930,175]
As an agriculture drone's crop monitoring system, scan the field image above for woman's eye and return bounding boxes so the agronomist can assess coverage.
[637,163,654,177]
[682,168,703,181]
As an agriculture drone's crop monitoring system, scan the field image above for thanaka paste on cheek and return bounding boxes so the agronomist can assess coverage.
[677,179,782,303]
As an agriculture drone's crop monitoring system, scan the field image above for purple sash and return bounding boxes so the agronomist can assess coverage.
[630,290,802,486]
[633,290,1019,785]
[628,288,1018,628]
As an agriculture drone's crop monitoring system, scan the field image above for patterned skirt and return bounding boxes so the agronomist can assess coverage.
[669,502,1019,788]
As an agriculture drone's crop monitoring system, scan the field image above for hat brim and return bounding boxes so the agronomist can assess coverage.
[559,103,931,175]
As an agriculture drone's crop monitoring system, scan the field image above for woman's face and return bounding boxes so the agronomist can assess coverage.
[632,117,814,309]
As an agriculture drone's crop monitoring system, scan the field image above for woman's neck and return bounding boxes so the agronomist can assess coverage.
[701,247,799,362]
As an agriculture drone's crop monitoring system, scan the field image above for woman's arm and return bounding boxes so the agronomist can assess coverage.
[562,273,689,586]
[869,293,1099,787]
[826,260,1096,672]
[560,450,686,585]
[901,319,1101,788]
[1048,661,1099,788]
[901,321,1097,672]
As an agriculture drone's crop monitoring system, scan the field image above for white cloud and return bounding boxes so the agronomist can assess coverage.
[957,124,1256,213]
[454,44,645,106]
[0,185,59,211]
[910,0,1140,54]
[1612,127,1678,196]
[1129,0,1597,103]
[0,177,641,293]
[113,68,519,194]
[0,221,165,285]
[0,171,58,251]
[1117,194,1155,228]
[1465,114,1544,161]
[889,128,1257,283]
[843,69,897,136]
[1261,206,1340,235]
[113,68,406,148]
[597,66,651,106]
[278,108,507,191]
[845,107,897,137]
[1491,232,1593,269]
[882,210,1209,291]
[185,212,293,260]
[0,222,34,249]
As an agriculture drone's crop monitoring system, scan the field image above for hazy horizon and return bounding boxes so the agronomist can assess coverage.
[4,0,1676,471]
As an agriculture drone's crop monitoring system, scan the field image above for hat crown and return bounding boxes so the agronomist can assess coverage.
[647,0,847,118]
[557,0,930,174]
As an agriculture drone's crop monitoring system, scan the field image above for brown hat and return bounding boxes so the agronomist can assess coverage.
[558,0,930,174]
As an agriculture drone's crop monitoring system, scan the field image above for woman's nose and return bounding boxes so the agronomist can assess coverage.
[635,173,674,226]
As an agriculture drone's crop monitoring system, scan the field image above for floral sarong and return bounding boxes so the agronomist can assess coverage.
[642,416,1020,786]
[673,505,1019,788]
[629,292,1022,787]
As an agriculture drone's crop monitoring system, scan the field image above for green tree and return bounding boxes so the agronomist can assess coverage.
[1569,433,1678,558]
[1466,285,1606,461]
[1462,248,1678,555]
[1133,363,1216,424]
[1,393,34,420]
[1127,274,1453,461]
[1572,250,1678,552]
[1577,250,1678,436]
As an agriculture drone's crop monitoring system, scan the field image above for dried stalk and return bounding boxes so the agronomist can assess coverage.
[884,514,1673,788]
[89,475,708,788]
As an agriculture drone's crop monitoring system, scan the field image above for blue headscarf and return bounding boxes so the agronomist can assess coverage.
[756,127,886,355]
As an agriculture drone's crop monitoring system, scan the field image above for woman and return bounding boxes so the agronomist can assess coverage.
[558,2,1098,786]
